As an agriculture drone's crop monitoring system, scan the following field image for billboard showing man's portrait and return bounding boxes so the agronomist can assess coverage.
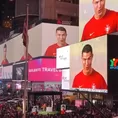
[70,36,107,93]
[79,0,118,42]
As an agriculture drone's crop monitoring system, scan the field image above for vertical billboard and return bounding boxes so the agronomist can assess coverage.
[56,45,70,69]
[28,57,62,82]
[12,62,26,80]
[62,69,70,90]
[107,34,118,94]
[69,36,107,93]
[2,65,13,80]
[79,0,118,42]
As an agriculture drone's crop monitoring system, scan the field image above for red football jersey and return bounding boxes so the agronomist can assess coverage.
[81,9,118,41]
[44,43,68,57]
[72,69,107,89]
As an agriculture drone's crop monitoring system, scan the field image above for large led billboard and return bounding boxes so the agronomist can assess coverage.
[0,23,79,64]
[28,58,62,82]
[107,34,118,94]
[12,62,26,80]
[79,0,118,42]
[67,36,107,93]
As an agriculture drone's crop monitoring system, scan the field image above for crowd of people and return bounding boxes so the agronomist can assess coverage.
[0,99,23,118]
[0,95,117,118]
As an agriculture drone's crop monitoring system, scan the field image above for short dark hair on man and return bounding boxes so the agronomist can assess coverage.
[4,44,7,48]
[56,26,67,33]
[82,44,93,54]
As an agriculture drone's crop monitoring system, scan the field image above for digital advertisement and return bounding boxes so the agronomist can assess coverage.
[12,62,26,81]
[0,23,79,64]
[79,0,118,42]
[56,45,70,69]
[28,58,62,82]
[61,69,70,90]
[107,34,118,94]
[70,36,107,93]
[2,65,13,80]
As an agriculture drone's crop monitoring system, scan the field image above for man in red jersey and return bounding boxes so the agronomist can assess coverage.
[20,37,32,61]
[44,26,69,57]
[81,0,118,41]
[1,44,9,65]
[72,44,107,89]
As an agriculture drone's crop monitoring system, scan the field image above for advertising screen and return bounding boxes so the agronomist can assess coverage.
[107,34,118,94]
[42,23,79,57]
[12,62,26,80]
[0,23,79,64]
[62,69,70,90]
[2,65,13,80]
[56,45,70,69]
[28,58,62,82]
[69,36,107,93]
[79,0,118,42]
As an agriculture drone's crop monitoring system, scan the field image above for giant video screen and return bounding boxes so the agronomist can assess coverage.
[79,0,118,42]
[107,34,118,94]
[69,36,107,93]
[28,57,62,82]
[12,62,26,81]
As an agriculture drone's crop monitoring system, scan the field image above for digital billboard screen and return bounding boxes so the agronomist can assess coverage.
[28,58,62,82]
[79,0,118,42]
[12,62,26,80]
[69,36,108,93]
[107,34,118,94]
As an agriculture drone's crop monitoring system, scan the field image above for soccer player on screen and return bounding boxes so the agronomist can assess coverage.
[44,27,69,57]
[81,0,118,41]
[1,44,9,65]
[72,44,107,89]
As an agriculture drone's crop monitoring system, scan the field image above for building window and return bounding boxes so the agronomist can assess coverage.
[57,0,79,4]
[57,14,78,26]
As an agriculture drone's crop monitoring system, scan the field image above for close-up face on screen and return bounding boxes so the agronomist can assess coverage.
[79,0,118,42]
[69,35,108,93]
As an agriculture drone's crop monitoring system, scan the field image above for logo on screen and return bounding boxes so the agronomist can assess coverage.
[110,58,118,70]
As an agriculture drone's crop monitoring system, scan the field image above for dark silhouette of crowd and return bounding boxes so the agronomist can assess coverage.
[0,100,23,118]
[0,95,118,118]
